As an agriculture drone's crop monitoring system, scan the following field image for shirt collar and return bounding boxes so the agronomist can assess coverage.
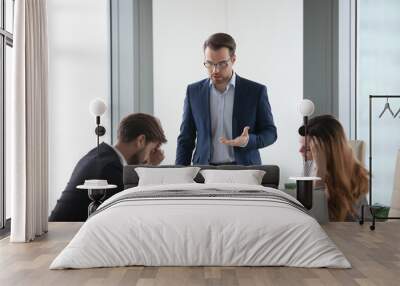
[109,143,127,166]
[229,72,236,87]
[209,72,236,89]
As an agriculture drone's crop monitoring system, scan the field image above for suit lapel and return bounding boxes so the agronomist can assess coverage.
[202,79,212,140]
[232,75,242,139]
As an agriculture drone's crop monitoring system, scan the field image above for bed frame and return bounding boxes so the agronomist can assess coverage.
[123,165,280,189]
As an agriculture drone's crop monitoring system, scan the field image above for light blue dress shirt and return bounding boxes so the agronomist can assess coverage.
[209,73,236,163]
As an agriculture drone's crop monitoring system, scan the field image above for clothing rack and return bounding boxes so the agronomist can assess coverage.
[360,95,400,230]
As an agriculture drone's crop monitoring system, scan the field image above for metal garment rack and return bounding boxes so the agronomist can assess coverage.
[360,95,400,230]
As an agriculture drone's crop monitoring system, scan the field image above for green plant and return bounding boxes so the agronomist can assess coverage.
[372,203,390,221]
[284,182,297,190]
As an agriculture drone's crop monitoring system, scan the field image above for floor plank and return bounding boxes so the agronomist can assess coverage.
[0,222,399,286]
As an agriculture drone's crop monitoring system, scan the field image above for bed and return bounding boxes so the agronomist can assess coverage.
[50,165,350,269]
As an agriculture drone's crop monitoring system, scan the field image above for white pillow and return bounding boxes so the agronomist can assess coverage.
[200,169,266,185]
[135,167,201,186]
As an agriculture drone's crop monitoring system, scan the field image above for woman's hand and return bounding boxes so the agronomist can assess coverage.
[310,138,327,181]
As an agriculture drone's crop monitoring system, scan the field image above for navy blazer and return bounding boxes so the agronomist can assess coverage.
[49,143,124,222]
[176,75,277,166]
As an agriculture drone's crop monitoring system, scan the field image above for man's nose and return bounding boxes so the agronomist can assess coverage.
[212,65,220,72]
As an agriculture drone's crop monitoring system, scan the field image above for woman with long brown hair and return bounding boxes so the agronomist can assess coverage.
[299,115,369,221]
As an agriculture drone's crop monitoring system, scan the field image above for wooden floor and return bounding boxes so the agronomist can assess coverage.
[0,222,399,286]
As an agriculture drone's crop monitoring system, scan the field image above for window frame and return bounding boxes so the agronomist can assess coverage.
[0,0,14,231]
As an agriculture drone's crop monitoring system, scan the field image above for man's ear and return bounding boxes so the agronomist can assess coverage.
[136,134,146,149]
[231,54,236,64]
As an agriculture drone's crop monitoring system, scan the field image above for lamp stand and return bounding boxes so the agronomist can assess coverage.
[303,116,308,164]
[295,115,314,210]
[296,180,313,209]
[94,115,106,156]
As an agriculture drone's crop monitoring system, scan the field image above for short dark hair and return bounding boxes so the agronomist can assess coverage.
[117,113,167,144]
[203,33,236,56]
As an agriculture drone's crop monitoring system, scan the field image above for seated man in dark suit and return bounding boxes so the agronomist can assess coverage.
[176,33,277,166]
[49,113,167,222]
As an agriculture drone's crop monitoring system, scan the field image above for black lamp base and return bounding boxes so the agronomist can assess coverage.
[296,180,313,210]
[87,189,107,217]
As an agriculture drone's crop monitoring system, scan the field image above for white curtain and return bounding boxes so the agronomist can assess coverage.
[389,150,400,217]
[10,0,49,242]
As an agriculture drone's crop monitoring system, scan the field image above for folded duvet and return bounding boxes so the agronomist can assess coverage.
[50,183,350,269]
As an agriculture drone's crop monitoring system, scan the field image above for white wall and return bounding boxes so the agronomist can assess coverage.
[47,0,111,212]
[153,0,303,186]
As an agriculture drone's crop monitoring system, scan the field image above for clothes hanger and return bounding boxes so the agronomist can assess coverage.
[394,106,400,118]
[378,97,395,118]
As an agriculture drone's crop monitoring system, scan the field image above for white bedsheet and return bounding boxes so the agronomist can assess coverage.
[50,183,350,269]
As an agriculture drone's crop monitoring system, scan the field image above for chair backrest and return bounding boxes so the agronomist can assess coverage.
[349,140,366,166]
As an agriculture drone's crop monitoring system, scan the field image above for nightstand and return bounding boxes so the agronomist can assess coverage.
[77,184,117,217]
[281,187,329,224]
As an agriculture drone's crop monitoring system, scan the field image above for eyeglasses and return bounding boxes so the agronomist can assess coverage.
[203,58,231,70]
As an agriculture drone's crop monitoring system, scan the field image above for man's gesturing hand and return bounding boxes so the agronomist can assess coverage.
[219,126,250,147]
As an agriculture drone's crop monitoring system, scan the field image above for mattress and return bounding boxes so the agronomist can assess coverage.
[50,183,350,269]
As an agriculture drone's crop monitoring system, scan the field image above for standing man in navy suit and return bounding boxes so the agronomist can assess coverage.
[176,33,277,166]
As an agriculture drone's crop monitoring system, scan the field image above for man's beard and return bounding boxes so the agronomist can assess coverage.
[211,75,228,85]
[211,71,233,87]
[128,148,146,165]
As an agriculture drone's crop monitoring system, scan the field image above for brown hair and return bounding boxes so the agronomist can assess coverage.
[203,33,236,56]
[305,115,369,221]
[117,113,167,144]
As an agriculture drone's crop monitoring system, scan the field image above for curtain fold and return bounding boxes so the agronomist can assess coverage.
[389,150,400,217]
[10,0,49,242]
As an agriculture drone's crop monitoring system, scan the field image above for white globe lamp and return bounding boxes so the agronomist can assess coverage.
[89,98,107,154]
